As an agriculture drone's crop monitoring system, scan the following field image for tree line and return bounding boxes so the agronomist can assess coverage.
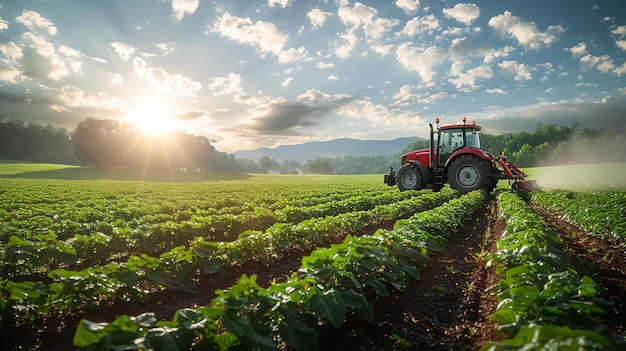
[0,116,75,164]
[1,116,624,174]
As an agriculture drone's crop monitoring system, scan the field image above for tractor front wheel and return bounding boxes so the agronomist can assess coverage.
[447,155,493,193]
[397,164,422,191]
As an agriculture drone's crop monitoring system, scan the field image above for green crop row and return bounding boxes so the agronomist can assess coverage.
[531,189,626,241]
[72,190,487,350]
[1,179,390,242]
[481,192,626,350]
[0,188,459,333]
[1,189,416,279]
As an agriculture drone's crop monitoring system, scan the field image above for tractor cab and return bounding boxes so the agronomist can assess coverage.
[436,120,481,167]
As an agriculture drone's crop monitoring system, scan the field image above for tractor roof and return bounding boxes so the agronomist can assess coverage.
[439,123,482,131]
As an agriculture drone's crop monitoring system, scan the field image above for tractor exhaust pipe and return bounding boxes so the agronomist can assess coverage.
[428,123,434,168]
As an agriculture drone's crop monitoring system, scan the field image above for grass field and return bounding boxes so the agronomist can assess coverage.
[3,160,625,189]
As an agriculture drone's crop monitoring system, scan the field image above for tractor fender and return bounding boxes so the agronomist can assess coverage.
[406,160,434,184]
[444,148,493,168]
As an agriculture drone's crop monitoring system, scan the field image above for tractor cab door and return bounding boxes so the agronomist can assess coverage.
[437,127,481,167]
[437,128,463,167]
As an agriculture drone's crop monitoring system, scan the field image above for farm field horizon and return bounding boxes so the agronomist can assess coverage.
[1,161,625,350]
[3,160,626,188]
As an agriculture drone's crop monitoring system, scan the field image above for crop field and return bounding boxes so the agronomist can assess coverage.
[1,161,625,350]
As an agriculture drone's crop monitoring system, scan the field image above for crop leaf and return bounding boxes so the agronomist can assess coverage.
[309,287,346,328]
[338,288,373,321]
[278,308,318,351]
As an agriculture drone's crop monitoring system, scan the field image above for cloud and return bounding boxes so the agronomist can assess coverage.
[132,57,202,97]
[395,0,420,14]
[174,109,208,120]
[156,42,175,56]
[610,25,626,51]
[281,76,293,87]
[392,85,421,106]
[248,101,330,135]
[171,0,199,22]
[499,60,533,81]
[316,61,334,69]
[398,15,441,37]
[277,46,308,63]
[307,8,332,28]
[449,65,493,91]
[488,11,564,50]
[396,44,446,82]
[208,73,242,96]
[2,33,70,81]
[0,18,8,31]
[56,85,125,110]
[443,3,480,26]
[16,10,57,36]
[335,2,398,58]
[108,73,123,86]
[568,42,587,57]
[211,12,288,57]
[110,42,135,61]
[268,0,290,8]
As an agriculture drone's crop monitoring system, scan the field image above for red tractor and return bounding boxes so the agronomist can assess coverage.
[384,117,538,195]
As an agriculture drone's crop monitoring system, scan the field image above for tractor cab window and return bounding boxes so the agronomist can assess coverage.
[437,127,481,166]
[438,128,464,154]
[466,129,480,148]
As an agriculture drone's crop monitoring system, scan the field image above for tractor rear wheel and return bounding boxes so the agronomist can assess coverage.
[397,164,422,191]
[447,155,493,193]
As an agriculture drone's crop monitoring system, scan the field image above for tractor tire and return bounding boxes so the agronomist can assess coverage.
[396,164,423,191]
[447,155,493,193]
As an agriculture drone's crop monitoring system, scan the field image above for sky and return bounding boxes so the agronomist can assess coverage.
[0,0,625,154]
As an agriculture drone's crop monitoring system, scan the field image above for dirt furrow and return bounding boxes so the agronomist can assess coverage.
[531,204,626,334]
[321,199,502,350]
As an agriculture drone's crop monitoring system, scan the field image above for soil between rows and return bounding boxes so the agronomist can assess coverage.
[8,197,626,351]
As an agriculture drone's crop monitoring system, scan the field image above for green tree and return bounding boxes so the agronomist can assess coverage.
[305,159,333,174]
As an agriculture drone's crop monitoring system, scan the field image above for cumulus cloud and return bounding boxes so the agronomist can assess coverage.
[568,42,587,57]
[334,2,398,58]
[0,33,71,81]
[395,0,420,14]
[211,12,288,56]
[171,0,199,22]
[56,85,125,110]
[16,10,57,36]
[488,11,564,50]
[268,0,290,8]
[398,15,440,37]
[449,65,493,91]
[277,46,308,63]
[610,25,626,51]
[307,8,332,28]
[132,57,202,97]
[392,85,421,106]
[396,44,446,82]
[443,3,480,26]
[208,73,242,96]
[499,60,533,81]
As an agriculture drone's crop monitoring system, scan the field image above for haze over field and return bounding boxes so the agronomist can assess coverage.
[530,163,626,189]
[1,0,625,153]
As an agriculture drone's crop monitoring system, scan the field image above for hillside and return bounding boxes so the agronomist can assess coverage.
[233,137,421,162]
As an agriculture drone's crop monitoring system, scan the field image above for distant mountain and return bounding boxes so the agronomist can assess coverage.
[233,137,423,163]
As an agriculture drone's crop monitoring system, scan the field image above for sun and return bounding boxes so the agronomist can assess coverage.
[125,100,177,136]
